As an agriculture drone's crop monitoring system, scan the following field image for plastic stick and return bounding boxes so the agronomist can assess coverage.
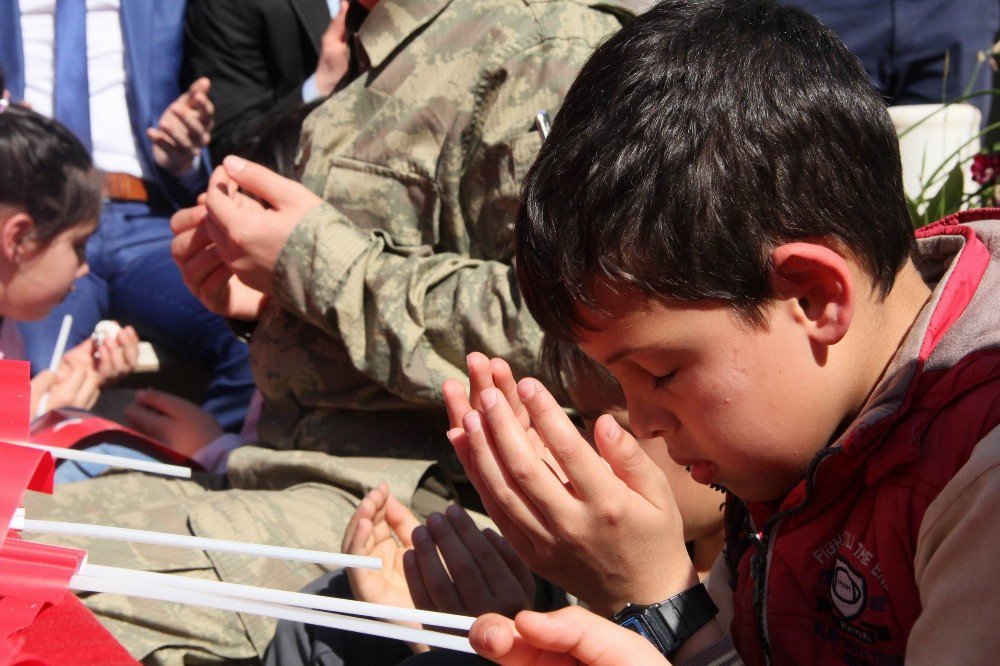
[12,516,381,569]
[82,563,473,630]
[36,314,73,416]
[71,574,474,653]
[12,441,192,478]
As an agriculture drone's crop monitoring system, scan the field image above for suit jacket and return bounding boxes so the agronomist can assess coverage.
[0,0,208,208]
[184,0,331,165]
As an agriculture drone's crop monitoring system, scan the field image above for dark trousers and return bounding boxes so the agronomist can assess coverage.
[781,0,1000,121]
[17,199,255,431]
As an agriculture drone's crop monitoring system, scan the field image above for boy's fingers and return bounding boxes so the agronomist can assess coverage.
[477,388,568,515]
[489,357,529,429]
[384,492,421,546]
[410,524,465,614]
[515,379,609,500]
[462,408,552,538]
[466,352,496,409]
[470,614,574,666]
[442,379,473,431]
[592,414,673,505]
[402,549,436,612]
[513,607,669,665]
[483,528,535,600]
[444,506,518,599]
[425,512,492,610]
[342,493,376,553]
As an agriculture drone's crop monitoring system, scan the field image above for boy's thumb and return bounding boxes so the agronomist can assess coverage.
[593,414,669,501]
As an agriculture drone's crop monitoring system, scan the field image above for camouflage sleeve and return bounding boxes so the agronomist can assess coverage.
[270,37,602,405]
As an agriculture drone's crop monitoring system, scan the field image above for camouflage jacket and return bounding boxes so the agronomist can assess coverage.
[250,0,630,477]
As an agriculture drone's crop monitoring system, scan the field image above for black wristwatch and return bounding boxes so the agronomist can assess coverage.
[611,583,719,659]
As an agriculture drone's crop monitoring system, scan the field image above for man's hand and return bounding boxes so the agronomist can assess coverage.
[446,367,696,617]
[201,156,323,294]
[343,483,422,614]
[170,203,269,320]
[471,607,669,666]
[31,355,101,415]
[314,0,350,96]
[404,504,535,619]
[149,77,214,177]
[123,389,223,458]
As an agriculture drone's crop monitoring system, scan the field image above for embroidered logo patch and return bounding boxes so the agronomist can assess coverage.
[831,556,867,621]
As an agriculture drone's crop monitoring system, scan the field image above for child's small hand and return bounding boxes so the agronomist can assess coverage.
[404,505,535,620]
[123,389,223,457]
[32,354,101,414]
[342,483,422,613]
[471,607,669,666]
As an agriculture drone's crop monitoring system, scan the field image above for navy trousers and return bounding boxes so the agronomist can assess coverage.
[782,0,1000,121]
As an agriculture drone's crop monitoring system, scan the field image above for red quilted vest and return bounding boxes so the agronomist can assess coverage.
[725,213,1000,664]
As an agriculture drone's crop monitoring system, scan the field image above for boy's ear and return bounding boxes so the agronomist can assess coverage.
[768,242,854,346]
[0,212,36,263]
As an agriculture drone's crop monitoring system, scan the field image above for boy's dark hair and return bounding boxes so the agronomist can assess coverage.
[516,0,915,340]
[0,105,102,242]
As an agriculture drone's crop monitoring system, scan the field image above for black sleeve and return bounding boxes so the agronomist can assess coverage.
[184,0,315,164]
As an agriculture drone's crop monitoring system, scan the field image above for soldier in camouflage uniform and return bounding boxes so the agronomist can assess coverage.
[25,0,630,662]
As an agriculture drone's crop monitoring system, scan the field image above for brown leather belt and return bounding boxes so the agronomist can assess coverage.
[103,172,156,203]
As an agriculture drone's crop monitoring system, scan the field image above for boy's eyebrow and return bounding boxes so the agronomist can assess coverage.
[602,346,641,366]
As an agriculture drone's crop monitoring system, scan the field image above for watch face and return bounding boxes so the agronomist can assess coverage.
[619,617,654,642]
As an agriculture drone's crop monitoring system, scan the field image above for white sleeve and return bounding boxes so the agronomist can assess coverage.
[191,433,247,474]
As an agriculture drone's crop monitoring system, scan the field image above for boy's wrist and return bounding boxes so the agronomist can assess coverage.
[592,563,700,618]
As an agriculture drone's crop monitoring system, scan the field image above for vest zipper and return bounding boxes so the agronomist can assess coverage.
[747,446,842,662]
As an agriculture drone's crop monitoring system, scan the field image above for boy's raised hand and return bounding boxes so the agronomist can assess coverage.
[450,369,697,617]
[403,504,535,619]
[471,607,669,666]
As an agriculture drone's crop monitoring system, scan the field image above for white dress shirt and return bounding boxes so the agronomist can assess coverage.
[19,0,145,178]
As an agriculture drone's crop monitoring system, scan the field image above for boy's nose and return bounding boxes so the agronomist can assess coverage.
[626,398,679,441]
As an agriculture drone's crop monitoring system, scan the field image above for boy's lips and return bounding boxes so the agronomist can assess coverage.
[686,461,718,485]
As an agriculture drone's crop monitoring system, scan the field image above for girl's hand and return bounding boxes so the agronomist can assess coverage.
[31,355,101,414]
[63,323,140,386]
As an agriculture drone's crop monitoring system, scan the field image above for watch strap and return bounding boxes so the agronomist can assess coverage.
[613,583,719,658]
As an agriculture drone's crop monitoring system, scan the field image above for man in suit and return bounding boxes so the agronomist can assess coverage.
[0,0,255,432]
[185,0,362,165]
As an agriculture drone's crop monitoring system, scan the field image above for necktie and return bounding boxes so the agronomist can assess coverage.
[53,0,92,153]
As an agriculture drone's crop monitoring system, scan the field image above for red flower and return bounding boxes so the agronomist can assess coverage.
[971,153,1000,185]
